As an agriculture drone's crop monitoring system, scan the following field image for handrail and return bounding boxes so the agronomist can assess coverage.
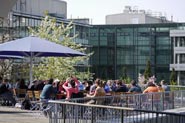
[48,98,185,123]
[51,90,185,111]
[169,85,185,87]
[49,100,135,111]
[49,100,185,116]
[52,100,185,116]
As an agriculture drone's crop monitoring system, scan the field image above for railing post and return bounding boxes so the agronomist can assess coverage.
[152,94,153,110]
[91,107,94,123]
[62,104,66,123]
[162,92,164,110]
[54,103,58,123]
[156,113,158,123]
[121,110,124,123]
[172,91,174,109]
[181,91,183,107]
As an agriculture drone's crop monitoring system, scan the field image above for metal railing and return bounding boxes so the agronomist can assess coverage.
[48,100,185,123]
[64,90,185,111]
[169,85,185,91]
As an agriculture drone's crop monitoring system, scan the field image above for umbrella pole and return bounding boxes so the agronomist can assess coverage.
[29,53,33,84]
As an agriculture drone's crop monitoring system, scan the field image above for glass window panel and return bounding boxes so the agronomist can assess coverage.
[180,37,185,47]
[180,54,185,63]
[156,55,170,64]
[100,48,107,65]
[156,37,170,45]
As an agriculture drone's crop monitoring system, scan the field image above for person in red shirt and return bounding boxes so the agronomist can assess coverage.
[62,77,80,100]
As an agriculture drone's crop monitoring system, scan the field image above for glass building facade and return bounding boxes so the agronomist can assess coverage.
[0,13,90,41]
[89,23,185,82]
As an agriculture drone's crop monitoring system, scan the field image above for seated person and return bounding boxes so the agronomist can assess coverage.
[143,82,159,93]
[103,81,111,93]
[114,80,128,92]
[85,80,93,92]
[86,78,106,104]
[157,84,165,92]
[89,83,96,95]
[36,80,45,90]
[0,80,16,106]
[160,80,171,91]
[40,78,57,102]
[17,79,28,90]
[62,77,80,100]
[143,81,160,104]
[128,80,142,93]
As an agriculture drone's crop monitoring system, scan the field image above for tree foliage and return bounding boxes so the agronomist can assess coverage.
[29,15,92,80]
[119,67,131,84]
[170,68,177,85]
[0,59,13,79]
[0,26,15,80]
[144,60,152,80]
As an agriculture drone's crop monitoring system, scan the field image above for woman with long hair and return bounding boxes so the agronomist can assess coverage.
[62,77,80,100]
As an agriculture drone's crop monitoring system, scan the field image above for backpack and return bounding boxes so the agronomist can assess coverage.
[21,99,31,110]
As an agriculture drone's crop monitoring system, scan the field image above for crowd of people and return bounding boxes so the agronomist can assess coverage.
[0,76,171,107]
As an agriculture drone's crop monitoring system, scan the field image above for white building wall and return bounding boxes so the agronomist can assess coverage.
[170,30,185,85]
[105,6,171,25]
[106,13,146,24]
[105,13,170,25]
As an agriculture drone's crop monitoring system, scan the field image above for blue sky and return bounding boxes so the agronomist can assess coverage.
[65,0,185,24]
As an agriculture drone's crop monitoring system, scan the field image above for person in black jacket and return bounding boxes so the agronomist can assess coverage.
[115,80,128,92]
[0,80,16,106]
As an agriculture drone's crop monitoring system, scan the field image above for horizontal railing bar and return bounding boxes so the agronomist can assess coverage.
[49,100,135,110]
[134,109,185,116]
[169,85,185,88]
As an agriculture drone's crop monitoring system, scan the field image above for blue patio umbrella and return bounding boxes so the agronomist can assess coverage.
[0,55,24,59]
[0,36,86,83]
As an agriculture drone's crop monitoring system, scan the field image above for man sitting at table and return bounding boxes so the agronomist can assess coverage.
[40,78,57,102]
[128,80,142,93]
[0,79,16,106]
[115,80,128,92]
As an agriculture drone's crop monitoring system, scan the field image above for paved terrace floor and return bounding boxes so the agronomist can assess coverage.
[0,106,48,123]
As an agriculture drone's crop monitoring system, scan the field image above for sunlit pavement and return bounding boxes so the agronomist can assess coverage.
[0,106,48,123]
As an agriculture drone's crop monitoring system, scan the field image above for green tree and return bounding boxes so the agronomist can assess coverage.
[120,67,131,84]
[0,27,16,80]
[121,67,127,80]
[0,59,13,79]
[29,15,92,80]
[170,68,177,85]
[144,60,152,80]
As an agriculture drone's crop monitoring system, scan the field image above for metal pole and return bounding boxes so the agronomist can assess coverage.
[29,52,33,84]
[54,103,58,123]
[91,107,94,123]
[121,110,124,123]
